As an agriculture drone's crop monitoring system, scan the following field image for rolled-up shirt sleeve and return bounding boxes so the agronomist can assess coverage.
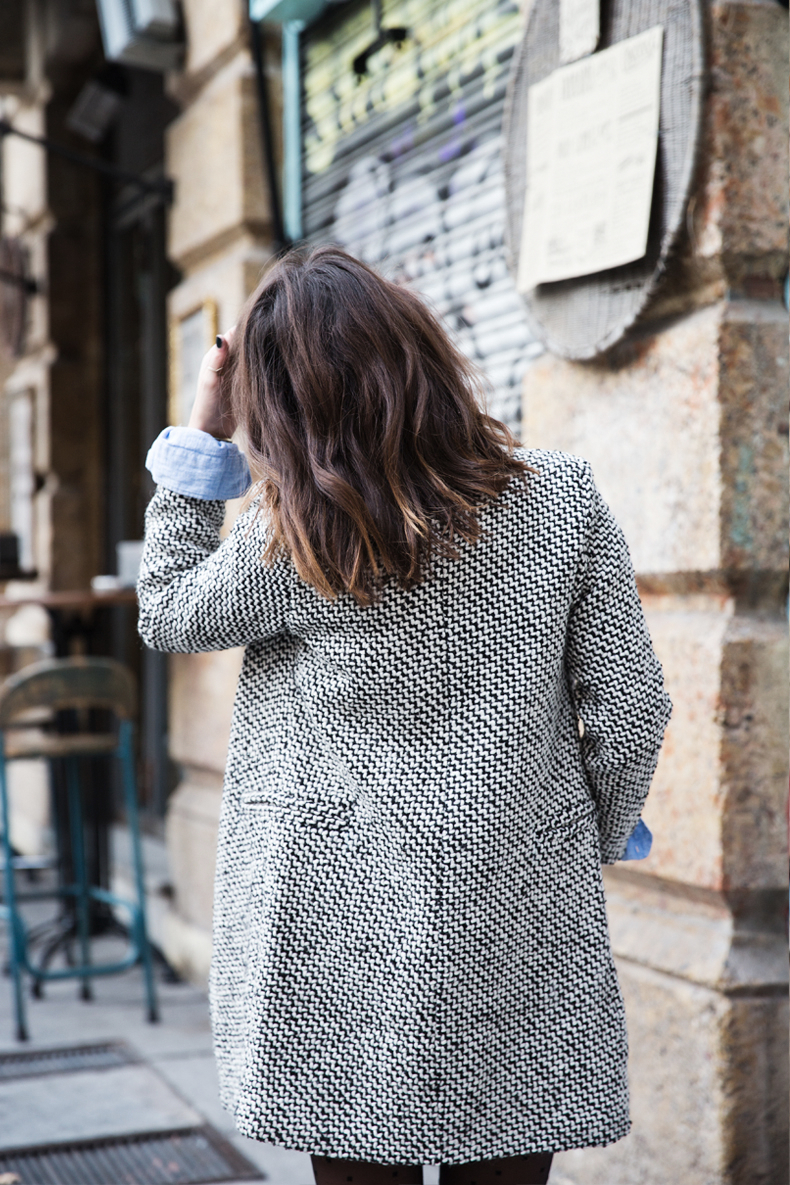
[620,817,653,860]
[146,426,252,501]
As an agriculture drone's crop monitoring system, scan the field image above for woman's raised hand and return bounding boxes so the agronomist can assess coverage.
[188,327,237,439]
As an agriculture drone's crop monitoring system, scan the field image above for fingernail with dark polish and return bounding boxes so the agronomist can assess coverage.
[216,335,223,349]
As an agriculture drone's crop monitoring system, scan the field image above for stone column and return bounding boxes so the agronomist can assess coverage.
[523,4,788,1184]
[1,17,105,853]
[160,0,277,983]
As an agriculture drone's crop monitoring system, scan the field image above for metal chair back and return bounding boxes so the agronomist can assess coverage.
[0,655,156,1040]
[0,658,137,727]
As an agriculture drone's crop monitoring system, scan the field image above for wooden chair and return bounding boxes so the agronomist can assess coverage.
[0,657,158,1040]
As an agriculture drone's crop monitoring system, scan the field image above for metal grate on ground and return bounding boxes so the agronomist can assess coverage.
[0,1041,137,1080]
[0,1125,264,1184]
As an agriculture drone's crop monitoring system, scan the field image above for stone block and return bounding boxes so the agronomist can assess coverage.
[693,1,789,285]
[181,0,246,78]
[640,597,788,892]
[168,237,272,333]
[166,59,269,270]
[522,300,788,579]
[716,301,788,574]
[160,902,214,987]
[639,596,731,889]
[169,645,244,775]
[164,774,222,933]
[602,867,787,998]
[167,238,273,426]
[574,870,790,1185]
[167,240,273,428]
[720,992,790,1185]
[718,613,789,891]
[647,1,789,318]
[552,955,788,1185]
[552,961,726,1185]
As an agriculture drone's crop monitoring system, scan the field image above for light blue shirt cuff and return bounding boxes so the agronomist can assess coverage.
[146,426,252,501]
[620,818,653,861]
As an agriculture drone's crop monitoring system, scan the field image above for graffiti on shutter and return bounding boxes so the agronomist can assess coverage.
[302,0,541,433]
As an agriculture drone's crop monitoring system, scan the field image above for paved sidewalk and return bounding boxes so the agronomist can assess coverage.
[0,939,316,1183]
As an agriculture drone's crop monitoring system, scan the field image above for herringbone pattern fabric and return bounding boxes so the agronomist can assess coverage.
[138,449,671,1164]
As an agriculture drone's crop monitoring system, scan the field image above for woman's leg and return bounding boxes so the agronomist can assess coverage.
[311,1155,423,1185]
[439,1153,553,1185]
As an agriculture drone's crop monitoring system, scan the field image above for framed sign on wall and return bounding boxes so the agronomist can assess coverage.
[503,0,705,360]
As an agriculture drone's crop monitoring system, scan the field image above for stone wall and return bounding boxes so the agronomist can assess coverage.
[525,3,789,1182]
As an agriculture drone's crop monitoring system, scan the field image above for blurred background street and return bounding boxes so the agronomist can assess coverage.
[0,851,316,1183]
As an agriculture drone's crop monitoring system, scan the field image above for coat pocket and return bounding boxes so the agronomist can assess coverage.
[530,800,598,849]
[238,781,359,831]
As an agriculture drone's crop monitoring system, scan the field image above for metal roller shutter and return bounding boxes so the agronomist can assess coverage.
[301,0,541,432]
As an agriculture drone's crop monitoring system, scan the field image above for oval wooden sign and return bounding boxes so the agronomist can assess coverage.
[503,0,705,360]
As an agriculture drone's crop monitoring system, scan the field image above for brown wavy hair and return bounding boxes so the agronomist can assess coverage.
[228,245,528,606]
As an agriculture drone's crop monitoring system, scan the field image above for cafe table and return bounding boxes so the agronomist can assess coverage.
[0,586,138,656]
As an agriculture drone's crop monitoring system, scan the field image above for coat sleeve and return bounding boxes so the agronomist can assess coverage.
[565,469,672,863]
[137,487,291,653]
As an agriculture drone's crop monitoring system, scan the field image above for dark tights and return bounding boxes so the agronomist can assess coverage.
[311,1153,553,1185]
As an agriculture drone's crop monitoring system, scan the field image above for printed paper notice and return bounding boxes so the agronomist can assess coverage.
[560,0,599,64]
[517,25,664,292]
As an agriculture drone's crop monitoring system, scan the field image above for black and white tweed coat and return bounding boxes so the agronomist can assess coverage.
[138,448,671,1164]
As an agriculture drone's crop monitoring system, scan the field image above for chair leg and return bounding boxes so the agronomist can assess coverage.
[65,757,92,1002]
[0,744,28,1040]
[119,722,158,1023]
[10,913,29,1041]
